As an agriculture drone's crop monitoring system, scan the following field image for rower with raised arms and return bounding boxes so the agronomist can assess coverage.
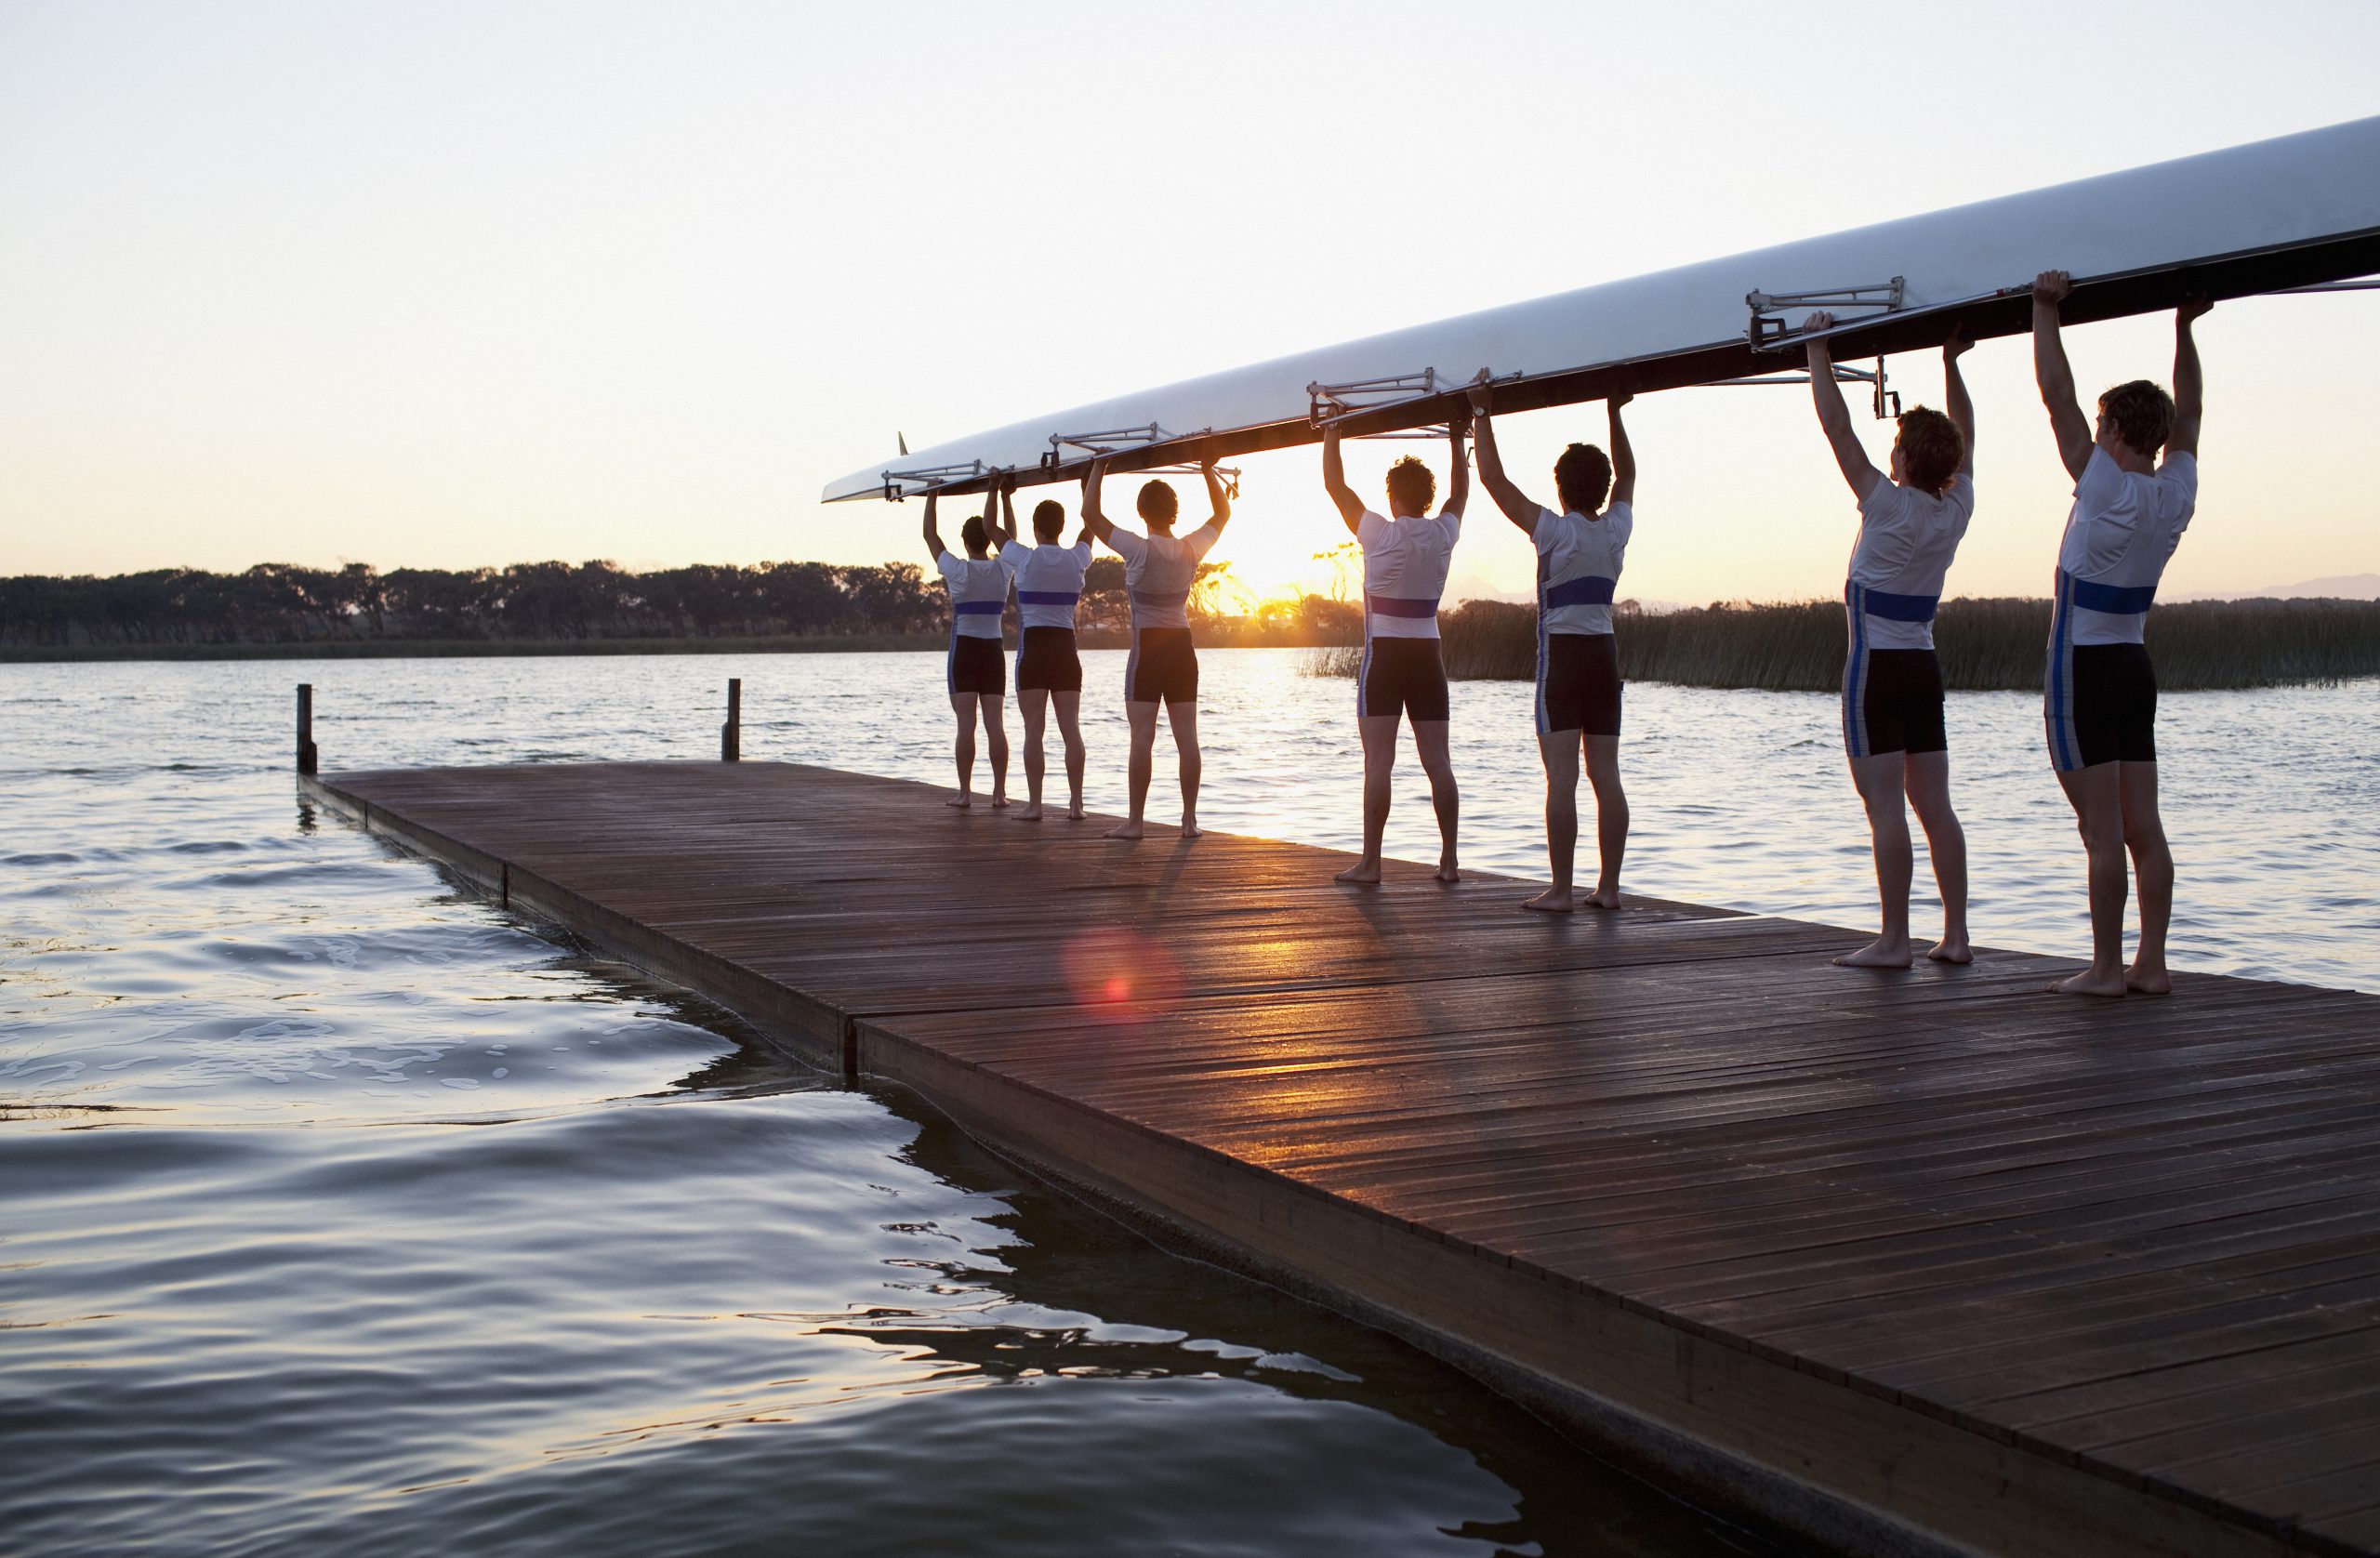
[1080,456,1232,840]
[1802,314,1977,970]
[994,472,1093,821]
[923,487,1018,809]
[1320,415,1468,885]
[2032,271,2213,998]
[1468,376,1633,912]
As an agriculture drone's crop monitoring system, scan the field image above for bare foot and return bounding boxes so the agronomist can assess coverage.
[1522,887,1574,913]
[1586,886,1621,910]
[990,794,1012,810]
[1926,936,1973,965]
[1181,816,1202,839]
[1013,802,1043,822]
[2047,967,2129,997]
[1335,860,1382,884]
[1832,935,1913,970]
[945,795,973,810]
[2126,965,2173,995]
[1105,820,1144,840]
[1066,803,1086,820]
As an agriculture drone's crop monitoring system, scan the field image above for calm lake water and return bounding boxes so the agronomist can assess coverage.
[6,650,2374,1556]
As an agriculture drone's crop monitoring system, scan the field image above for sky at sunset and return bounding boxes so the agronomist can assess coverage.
[4,1,2376,606]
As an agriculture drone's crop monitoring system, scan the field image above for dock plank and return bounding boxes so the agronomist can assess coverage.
[309,759,2380,1558]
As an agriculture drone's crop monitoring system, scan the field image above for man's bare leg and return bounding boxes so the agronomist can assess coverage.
[1837,751,1914,968]
[1106,700,1159,839]
[1335,715,1401,883]
[1014,689,1049,820]
[1166,699,1202,838]
[982,694,1012,808]
[1525,731,1580,912]
[946,692,979,807]
[2051,763,2131,997]
[2120,761,2173,994]
[1902,750,1970,964]
[1412,718,1460,882]
[1582,733,1627,909]
[1053,690,1086,819]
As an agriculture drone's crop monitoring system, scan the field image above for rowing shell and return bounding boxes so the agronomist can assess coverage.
[824,115,2380,503]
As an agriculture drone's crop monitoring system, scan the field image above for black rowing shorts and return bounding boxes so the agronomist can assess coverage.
[946,633,1005,698]
[2049,641,2157,770]
[1358,636,1450,722]
[1015,627,1082,693]
[1127,627,1198,705]
[1844,645,1946,759]
[1537,630,1620,737]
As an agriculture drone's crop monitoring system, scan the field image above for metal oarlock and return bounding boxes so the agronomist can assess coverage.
[1133,463,1243,499]
[1308,368,1448,434]
[879,459,984,501]
[1332,422,1459,442]
[1038,423,1174,472]
[1746,276,1907,350]
[1715,358,1901,419]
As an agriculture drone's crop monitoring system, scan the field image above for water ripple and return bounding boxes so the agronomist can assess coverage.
[0,654,1754,1557]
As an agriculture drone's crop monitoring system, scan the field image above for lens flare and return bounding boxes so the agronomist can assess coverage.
[1059,927,1183,1012]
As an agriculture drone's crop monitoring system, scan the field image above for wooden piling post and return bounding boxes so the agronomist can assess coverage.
[296,684,318,775]
[721,678,741,762]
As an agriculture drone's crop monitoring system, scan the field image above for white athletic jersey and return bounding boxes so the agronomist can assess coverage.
[1106,522,1221,630]
[999,539,1091,632]
[1357,508,1461,640]
[936,550,1014,640]
[1534,503,1633,637]
[2054,448,2197,646]
[1845,475,1974,652]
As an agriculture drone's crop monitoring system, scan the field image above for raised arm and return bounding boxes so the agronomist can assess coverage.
[1201,458,1233,533]
[920,492,945,566]
[1443,415,1470,518]
[2031,271,2093,481]
[1320,424,1364,533]
[983,482,1008,550]
[1804,312,1883,502]
[1464,374,1538,535]
[993,471,1018,548]
[1943,327,1976,478]
[1606,392,1637,508]
[2170,296,2210,458]
[1079,458,1117,547]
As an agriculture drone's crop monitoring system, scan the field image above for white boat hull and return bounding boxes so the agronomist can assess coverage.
[826,116,2380,502]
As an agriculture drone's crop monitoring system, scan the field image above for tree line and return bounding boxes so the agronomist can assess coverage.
[0,558,1359,648]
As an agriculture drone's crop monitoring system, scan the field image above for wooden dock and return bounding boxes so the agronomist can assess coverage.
[302,759,2380,1558]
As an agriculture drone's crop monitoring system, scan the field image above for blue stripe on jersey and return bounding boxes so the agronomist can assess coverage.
[1534,549,1553,736]
[2046,569,2080,772]
[1016,590,1079,606]
[2067,575,2158,614]
[1542,574,1616,609]
[953,601,1004,615]
[1355,601,1374,716]
[1365,593,1439,619]
[1843,581,1871,759]
[1860,588,1940,623]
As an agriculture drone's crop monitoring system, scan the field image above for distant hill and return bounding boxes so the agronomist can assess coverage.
[2170,573,2380,602]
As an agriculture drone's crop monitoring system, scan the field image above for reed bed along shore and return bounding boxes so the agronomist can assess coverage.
[1306,597,2380,693]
